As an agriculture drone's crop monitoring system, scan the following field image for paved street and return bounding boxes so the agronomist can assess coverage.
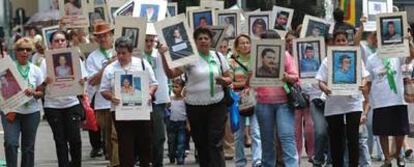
[0,121,414,167]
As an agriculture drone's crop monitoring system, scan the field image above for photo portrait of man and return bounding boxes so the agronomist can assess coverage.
[274,11,289,30]
[300,44,319,73]
[140,4,159,23]
[333,54,355,84]
[383,20,402,42]
[257,48,279,78]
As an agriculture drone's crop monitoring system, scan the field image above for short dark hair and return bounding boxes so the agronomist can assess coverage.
[261,48,275,58]
[260,30,281,39]
[193,27,213,40]
[333,8,345,23]
[333,29,348,40]
[49,30,67,44]
[305,45,313,51]
[339,54,351,63]
[277,11,289,18]
[199,16,207,21]
[387,21,395,26]
[115,37,133,52]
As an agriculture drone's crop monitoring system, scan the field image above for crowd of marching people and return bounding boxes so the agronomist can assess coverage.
[3,3,414,167]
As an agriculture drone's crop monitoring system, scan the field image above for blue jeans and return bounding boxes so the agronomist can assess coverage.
[310,100,330,165]
[235,113,262,167]
[255,103,298,167]
[1,111,40,167]
[167,120,186,162]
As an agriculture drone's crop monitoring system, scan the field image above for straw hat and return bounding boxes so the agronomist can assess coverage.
[93,21,114,35]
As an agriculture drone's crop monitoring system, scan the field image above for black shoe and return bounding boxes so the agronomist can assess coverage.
[169,157,175,164]
[397,156,406,167]
[405,149,413,158]
[90,148,103,158]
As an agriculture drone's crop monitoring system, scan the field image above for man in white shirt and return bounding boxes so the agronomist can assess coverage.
[85,21,119,167]
[143,28,170,167]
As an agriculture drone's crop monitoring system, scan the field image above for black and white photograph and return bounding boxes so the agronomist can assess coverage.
[376,12,409,58]
[216,10,240,39]
[246,12,271,38]
[250,39,285,87]
[114,16,146,53]
[122,27,139,48]
[154,14,199,68]
[327,46,362,95]
[300,15,334,38]
[293,37,325,82]
[363,0,392,31]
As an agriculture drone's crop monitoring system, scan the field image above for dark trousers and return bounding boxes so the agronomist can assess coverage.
[88,98,103,153]
[186,100,226,167]
[44,105,83,167]
[151,103,167,167]
[167,120,186,161]
[113,114,152,167]
[326,111,361,167]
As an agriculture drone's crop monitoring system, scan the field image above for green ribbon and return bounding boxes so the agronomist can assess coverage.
[383,58,397,94]
[144,51,155,68]
[200,52,217,97]
[99,47,110,60]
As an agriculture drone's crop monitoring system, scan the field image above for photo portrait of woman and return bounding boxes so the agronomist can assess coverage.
[54,55,73,79]
[64,0,82,16]
[251,18,267,38]
[120,76,142,106]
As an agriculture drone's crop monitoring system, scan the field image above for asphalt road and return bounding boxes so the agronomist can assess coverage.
[0,121,413,167]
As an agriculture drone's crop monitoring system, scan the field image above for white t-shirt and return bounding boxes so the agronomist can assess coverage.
[85,48,113,110]
[360,42,377,64]
[144,49,170,104]
[40,59,88,109]
[31,53,44,67]
[301,83,323,101]
[184,51,230,105]
[315,58,369,116]
[366,54,405,109]
[169,98,186,121]
[100,57,158,112]
[14,63,44,114]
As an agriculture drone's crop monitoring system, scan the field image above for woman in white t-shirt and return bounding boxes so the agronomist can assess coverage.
[316,30,369,167]
[1,37,44,167]
[38,30,87,167]
[161,27,232,167]
[364,41,414,166]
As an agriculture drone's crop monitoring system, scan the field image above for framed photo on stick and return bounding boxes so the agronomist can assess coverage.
[363,0,392,31]
[293,37,325,84]
[215,9,241,40]
[300,15,334,38]
[250,39,285,87]
[114,71,151,120]
[271,6,294,32]
[0,57,32,113]
[189,8,215,30]
[327,46,362,96]
[132,0,167,23]
[246,11,271,39]
[376,12,409,58]
[154,14,199,68]
[114,16,147,53]
[59,0,90,28]
[45,48,84,97]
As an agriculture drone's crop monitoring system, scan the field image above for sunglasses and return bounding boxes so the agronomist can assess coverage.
[17,48,32,52]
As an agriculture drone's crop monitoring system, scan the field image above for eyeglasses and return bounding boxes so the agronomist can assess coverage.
[16,48,32,52]
[95,33,110,39]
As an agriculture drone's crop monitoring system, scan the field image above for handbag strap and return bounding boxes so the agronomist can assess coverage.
[215,51,224,76]
[231,55,249,73]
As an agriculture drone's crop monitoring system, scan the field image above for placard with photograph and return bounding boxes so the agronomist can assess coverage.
[215,10,241,40]
[208,26,227,51]
[114,71,151,120]
[45,48,84,97]
[42,25,60,50]
[108,0,127,21]
[0,57,32,113]
[113,0,135,17]
[246,11,271,39]
[293,37,326,83]
[376,12,409,58]
[363,0,392,31]
[94,4,110,23]
[271,6,294,32]
[200,0,224,10]
[189,9,215,30]
[154,14,199,68]
[250,39,285,87]
[132,0,167,23]
[167,2,178,17]
[59,0,90,28]
[114,16,147,53]
[300,15,334,38]
[327,46,362,96]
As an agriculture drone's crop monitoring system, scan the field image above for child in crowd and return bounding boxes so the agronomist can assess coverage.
[167,78,187,165]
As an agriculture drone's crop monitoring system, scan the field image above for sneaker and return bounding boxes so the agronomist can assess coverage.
[405,149,413,158]
[397,156,406,167]
[89,148,103,158]
[169,157,175,164]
